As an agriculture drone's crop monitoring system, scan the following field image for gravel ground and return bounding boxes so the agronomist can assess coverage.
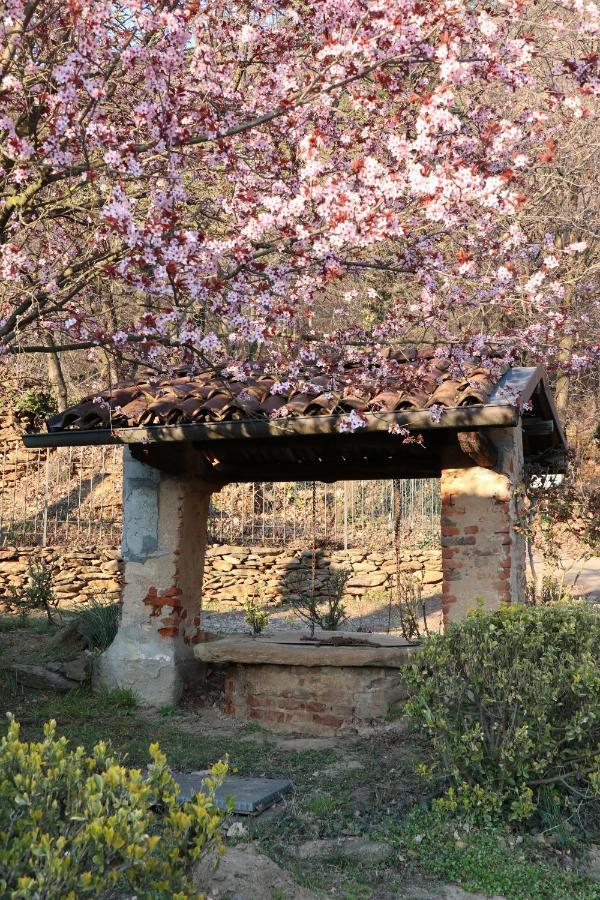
[201,587,444,636]
[201,555,600,637]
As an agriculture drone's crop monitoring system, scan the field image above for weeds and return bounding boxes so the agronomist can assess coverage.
[70,595,119,651]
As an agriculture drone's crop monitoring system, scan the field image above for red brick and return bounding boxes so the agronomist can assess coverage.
[312,713,344,728]
[305,701,328,713]
[464,525,479,534]
[157,626,179,638]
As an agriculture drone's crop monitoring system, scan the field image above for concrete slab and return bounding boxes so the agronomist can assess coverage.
[194,630,416,667]
[171,771,294,814]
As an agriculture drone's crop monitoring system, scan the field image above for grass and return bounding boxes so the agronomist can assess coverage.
[392,808,600,900]
[1,614,600,899]
[0,613,58,636]
[66,596,119,651]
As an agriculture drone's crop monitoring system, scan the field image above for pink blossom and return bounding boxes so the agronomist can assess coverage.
[338,410,368,433]
[428,404,445,424]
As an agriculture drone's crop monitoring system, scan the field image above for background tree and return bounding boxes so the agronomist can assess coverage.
[0,0,598,421]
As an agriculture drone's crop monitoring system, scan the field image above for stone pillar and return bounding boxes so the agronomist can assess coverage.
[95,448,212,706]
[440,425,526,625]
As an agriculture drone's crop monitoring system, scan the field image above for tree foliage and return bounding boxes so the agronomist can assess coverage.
[1,1,598,417]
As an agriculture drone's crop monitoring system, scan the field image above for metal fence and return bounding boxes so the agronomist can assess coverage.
[0,442,122,547]
[0,442,440,549]
[208,479,440,549]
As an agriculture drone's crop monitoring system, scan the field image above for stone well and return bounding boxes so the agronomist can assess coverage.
[194,631,416,736]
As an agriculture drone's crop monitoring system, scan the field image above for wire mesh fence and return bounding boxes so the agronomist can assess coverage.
[0,441,440,550]
[208,479,441,549]
[0,442,122,547]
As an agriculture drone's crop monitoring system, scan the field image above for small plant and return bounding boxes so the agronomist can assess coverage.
[0,717,227,898]
[5,558,58,624]
[290,566,348,635]
[405,603,600,825]
[243,596,269,634]
[525,573,578,605]
[72,595,119,650]
[393,570,428,640]
[11,387,58,431]
[319,567,349,631]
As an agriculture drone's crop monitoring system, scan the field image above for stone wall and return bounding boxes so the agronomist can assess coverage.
[0,546,121,605]
[204,545,442,604]
[0,543,441,608]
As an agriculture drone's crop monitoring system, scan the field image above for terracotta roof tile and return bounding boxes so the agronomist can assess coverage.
[46,351,505,433]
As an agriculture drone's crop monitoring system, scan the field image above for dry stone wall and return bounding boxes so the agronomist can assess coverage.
[0,546,122,605]
[203,545,442,604]
[0,544,442,608]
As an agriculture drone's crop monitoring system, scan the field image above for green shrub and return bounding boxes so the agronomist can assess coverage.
[0,717,227,898]
[5,559,58,624]
[243,596,269,634]
[405,603,600,824]
[12,388,57,420]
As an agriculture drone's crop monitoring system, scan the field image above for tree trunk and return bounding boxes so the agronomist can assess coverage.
[46,334,68,409]
[555,331,574,421]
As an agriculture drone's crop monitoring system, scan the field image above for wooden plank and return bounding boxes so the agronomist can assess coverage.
[207,461,442,483]
[522,418,554,435]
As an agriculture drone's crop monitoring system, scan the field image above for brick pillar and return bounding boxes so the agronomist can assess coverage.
[441,425,526,625]
[94,448,212,706]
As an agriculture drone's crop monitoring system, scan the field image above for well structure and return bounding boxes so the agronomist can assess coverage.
[25,353,566,711]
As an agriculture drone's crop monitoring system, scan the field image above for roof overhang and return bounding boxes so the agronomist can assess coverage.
[21,366,567,481]
[22,404,520,450]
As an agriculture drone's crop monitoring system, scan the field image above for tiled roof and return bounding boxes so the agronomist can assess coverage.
[47,348,500,433]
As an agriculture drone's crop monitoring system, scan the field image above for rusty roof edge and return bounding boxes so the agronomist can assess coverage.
[487,367,543,405]
[488,367,567,451]
[22,405,520,449]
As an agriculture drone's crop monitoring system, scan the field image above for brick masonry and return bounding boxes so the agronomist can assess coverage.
[440,426,526,623]
[224,662,409,735]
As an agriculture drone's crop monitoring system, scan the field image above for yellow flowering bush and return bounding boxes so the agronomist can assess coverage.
[0,717,227,899]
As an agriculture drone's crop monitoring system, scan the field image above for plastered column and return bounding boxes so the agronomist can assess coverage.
[441,425,526,625]
[95,448,212,706]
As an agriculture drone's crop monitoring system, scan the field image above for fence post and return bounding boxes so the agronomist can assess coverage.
[343,481,349,550]
[42,452,50,548]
